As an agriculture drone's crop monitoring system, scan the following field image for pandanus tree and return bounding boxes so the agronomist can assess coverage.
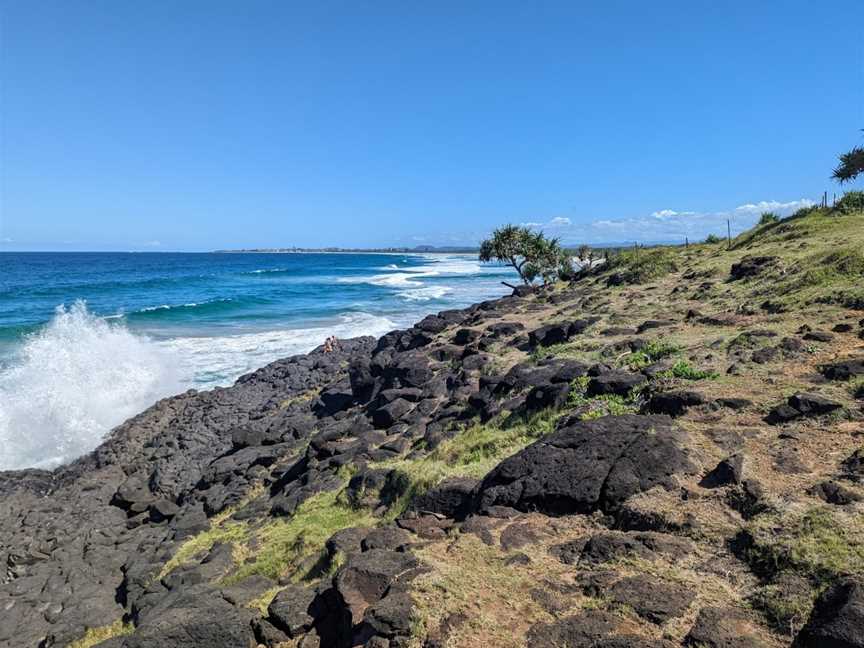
[479,225,570,288]
[833,132,864,184]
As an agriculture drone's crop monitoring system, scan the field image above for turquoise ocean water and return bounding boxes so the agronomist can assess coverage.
[0,252,513,469]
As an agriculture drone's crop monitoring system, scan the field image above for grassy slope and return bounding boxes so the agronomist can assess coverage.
[142,206,864,648]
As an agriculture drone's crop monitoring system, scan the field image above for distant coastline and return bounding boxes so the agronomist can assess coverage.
[213,245,480,254]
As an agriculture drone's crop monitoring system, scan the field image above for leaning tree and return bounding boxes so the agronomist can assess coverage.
[833,132,864,183]
[479,225,568,288]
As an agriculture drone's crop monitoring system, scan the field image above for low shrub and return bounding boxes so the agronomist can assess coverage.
[758,211,779,225]
[704,234,723,244]
[606,248,678,284]
[834,190,864,214]
[627,340,681,369]
[661,360,718,380]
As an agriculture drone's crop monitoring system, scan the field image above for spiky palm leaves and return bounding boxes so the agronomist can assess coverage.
[833,132,864,184]
[479,225,571,285]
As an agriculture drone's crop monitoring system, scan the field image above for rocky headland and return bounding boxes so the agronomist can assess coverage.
[2,205,864,648]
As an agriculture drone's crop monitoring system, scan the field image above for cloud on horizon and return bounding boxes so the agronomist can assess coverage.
[524,198,816,245]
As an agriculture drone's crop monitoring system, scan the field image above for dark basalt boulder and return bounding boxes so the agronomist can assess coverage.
[684,606,768,648]
[267,584,318,637]
[484,321,525,338]
[411,477,478,518]
[122,591,254,648]
[646,390,705,417]
[415,315,448,333]
[729,256,778,280]
[809,480,862,505]
[636,319,675,334]
[360,527,413,552]
[528,319,593,348]
[383,351,433,389]
[751,347,779,364]
[766,392,843,424]
[148,499,180,523]
[528,322,571,347]
[713,397,752,411]
[313,385,354,417]
[334,549,421,627]
[794,577,864,648]
[452,328,481,345]
[606,576,695,624]
[371,398,415,429]
[361,590,414,639]
[348,356,378,403]
[700,454,744,488]
[525,610,624,648]
[551,531,691,566]
[820,359,864,381]
[586,371,646,398]
[842,450,864,482]
[473,414,695,515]
[804,330,834,343]
[523,382,570,412]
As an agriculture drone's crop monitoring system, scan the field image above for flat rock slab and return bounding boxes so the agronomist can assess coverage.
[820,359,864,381]
[474,414,696,515]
[527,610,673,648]
[684,606,769,648]
[607,576,695,624]
[550,531,692,566]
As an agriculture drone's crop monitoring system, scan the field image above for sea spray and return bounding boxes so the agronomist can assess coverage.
[0,301,182,471]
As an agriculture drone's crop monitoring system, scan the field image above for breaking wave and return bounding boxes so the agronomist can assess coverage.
[0,301,182,471]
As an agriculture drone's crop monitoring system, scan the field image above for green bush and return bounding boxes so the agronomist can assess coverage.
[704,234,723,244]
[607,248,678,284]
[759,212,779,225]
[661,360,718,380]
[790,205,819,220]
[627,340,681,369]
[834,190,864,214]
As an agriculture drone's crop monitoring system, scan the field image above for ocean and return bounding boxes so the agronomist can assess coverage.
[0,252,515,471]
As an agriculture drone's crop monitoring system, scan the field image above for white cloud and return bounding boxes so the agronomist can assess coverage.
[142,240,161,247]
[0,237,12,243]
[651,209,678,219]
[734,199,815,214]
[520,221,543,228]
[520,197,818,245]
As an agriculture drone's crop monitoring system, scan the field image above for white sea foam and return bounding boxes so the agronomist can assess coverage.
[0,301,183,471]
[0,304,397,471]
[397,286,452,301]
[158,311,396,388]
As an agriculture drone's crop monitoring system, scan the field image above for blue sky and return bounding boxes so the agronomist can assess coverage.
[1,1,862,251]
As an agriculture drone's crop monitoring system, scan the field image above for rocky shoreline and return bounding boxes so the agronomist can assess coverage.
[2,209,864,648]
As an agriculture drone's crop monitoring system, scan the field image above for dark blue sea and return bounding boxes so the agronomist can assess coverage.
[0,252,514,470]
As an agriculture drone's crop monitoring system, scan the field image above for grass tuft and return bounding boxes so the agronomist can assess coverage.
[228,488,376,583]
[660,360,718,380]
[67,619,134,648]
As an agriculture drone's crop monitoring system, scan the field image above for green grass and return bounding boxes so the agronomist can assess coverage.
[750,579,816,637]
[626,339,681,369]
[68,620,134,648]
[228,488,377,583]
[745,507,864,585]
[567,376,640,419]
[371,410,560,519]
[659,360,718,381]
[160,519,249,579]
[744,507,864,634]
